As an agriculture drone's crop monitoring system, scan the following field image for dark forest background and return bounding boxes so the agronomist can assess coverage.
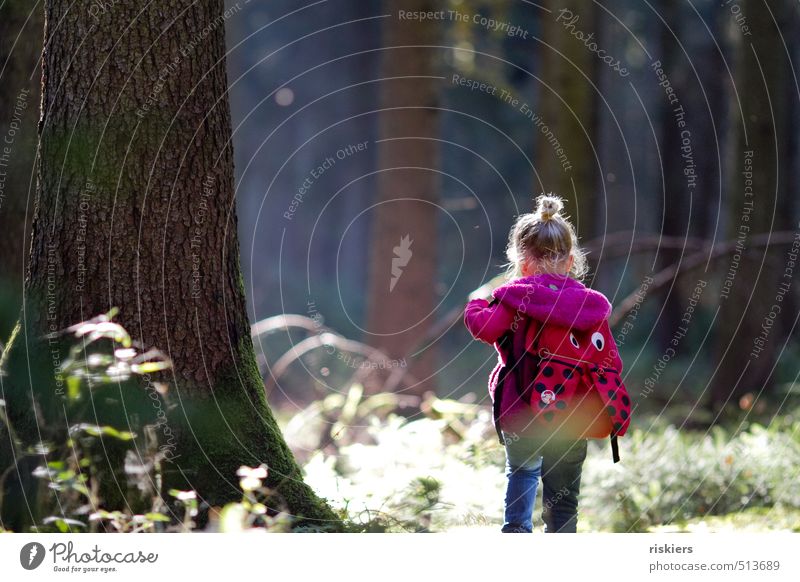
[221,0,800,424]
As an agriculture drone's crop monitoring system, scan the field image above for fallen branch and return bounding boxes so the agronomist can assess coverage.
[583,231,707,260]
[252,314,417,397]
[609,230,798,326]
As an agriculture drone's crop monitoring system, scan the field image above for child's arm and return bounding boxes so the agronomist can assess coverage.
[464,298,515,344]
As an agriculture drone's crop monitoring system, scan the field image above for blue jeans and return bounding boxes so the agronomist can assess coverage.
[501,432,588,533]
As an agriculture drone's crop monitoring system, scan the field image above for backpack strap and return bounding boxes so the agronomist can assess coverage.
[493,315,538,445]
[611,434,620,463]
[493,332,512,445]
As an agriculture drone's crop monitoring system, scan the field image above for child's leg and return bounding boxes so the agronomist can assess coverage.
[501,432,543,533]
[540,438,588,533]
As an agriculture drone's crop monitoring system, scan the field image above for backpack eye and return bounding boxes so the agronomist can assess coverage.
[569,332,580,349]
[591,332,605,351]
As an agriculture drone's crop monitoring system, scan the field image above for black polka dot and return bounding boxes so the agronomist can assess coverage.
[615,377,621,386]
[555,401,567,410]
[613,422,622,432]
[538,400,548,409]
[544,412,555,422]
[542,367,554,378]
[598,375,608,384]
[607,389,617,400]
[535,382,546,393]
[621,410,628,420]
[606,405,616,416]
[554,383,564,395]
[622,395,630,407]
[562,368,574,379]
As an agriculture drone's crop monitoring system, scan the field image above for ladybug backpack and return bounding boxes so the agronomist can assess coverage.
[494,314,631,462]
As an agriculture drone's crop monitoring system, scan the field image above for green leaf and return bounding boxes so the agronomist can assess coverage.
[70,423,136,441]
[87,353,114,368]
[56,470,76,482]
[32,466,52,479]
[219,503,247,533]
[169,489,197,502]
[144,512,171,522]
[43,517,86,529]
[131,361,171,374]
[67,375,82,401]
[89,510,115,521]
[73,483,90,497]
[76,322,131,347]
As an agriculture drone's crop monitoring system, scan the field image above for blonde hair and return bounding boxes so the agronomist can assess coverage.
[505,194,588,280]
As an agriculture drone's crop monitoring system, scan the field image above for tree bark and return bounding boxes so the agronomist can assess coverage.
[365,0,440,396]
[0,0,42,342]
[653,0,723,351]
[1,0,337,528]
[711,0,794,412]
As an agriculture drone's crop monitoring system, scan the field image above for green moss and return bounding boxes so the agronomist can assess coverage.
[160,336,342,530]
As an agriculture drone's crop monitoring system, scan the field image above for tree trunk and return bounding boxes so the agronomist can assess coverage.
[653,0,690,351]
[653,0,723,352]
[0,1,42,342]
[1,0,337,528]
[535,1,597,240]
[365,0,440,396]
[711,0,794,412]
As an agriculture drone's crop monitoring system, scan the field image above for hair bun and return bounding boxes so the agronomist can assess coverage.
[536,194,564,221]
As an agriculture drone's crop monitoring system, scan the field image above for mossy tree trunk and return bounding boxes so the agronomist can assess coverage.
[1,0,338,528]
[535,0,597,239]
[365,0,440,396]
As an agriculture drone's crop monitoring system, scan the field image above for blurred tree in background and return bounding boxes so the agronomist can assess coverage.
[365,0,441,396]
[712,0,797,411]
[534,0,598,240]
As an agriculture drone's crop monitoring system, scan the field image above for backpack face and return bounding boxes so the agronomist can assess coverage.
[512,319,631,439]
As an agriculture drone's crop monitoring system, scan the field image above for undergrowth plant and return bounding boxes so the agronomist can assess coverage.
[0,311,319,533]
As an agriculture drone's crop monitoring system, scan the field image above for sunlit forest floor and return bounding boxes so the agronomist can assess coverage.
[446,506,800,533]
[277,390,800,533]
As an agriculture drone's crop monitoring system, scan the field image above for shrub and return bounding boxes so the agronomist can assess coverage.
[581,416,800,531]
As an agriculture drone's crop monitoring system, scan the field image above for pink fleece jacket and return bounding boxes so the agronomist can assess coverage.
[464,273,613,433]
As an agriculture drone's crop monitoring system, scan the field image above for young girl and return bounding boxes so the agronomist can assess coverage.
[464,194,616,533]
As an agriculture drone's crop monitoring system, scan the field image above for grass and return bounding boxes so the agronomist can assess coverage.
[649,506,800,533]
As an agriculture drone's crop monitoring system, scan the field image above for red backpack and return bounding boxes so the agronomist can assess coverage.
[494,314,631,462]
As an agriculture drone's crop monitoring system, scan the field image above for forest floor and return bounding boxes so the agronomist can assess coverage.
[339,506,800,533]
[284,398,800,533]
[645,507,800,533]
[444,507,800,533]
